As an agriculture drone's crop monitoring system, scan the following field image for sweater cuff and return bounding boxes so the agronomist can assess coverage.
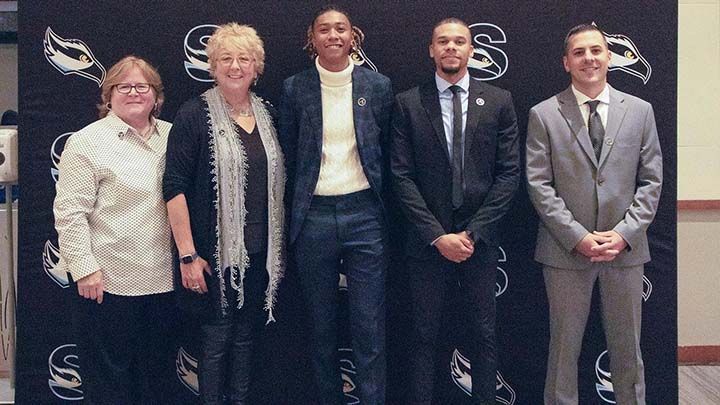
[67,255,101,283]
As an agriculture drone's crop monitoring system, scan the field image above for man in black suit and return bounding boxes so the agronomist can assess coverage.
[390,18,519,404]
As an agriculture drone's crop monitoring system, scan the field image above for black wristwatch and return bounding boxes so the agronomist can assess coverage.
[180,252,198,264]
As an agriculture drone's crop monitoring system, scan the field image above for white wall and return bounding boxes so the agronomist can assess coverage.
[0,43,18,116]
[678,0,720,200]
[677,0,720,346]
[677,210,720,346]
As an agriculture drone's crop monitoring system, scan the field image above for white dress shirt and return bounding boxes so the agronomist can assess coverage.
[436,72,470,161]
[571,84,610,129]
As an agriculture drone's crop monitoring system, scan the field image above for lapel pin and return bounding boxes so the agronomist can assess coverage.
[605,137,614,146]
[476,98,485,106]
[357,97,367,107]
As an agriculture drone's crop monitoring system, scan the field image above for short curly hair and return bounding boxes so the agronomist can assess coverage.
[303,5,365,59]
[206,22,265,76]
[97,55,164,119]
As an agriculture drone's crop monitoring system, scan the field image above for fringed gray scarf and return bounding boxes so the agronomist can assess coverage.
[203,86,285,323]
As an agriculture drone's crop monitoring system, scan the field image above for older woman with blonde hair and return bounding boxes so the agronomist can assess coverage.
[163,22,285,404]
[54,55,176,403]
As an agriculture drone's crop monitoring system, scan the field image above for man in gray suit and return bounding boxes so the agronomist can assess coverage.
[526,23,662,405]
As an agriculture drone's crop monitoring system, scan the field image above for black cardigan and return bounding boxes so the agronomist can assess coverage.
[163,96,276,319]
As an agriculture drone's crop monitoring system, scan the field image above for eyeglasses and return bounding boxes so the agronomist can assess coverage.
[217,55,254,67]
[115,83,152,94]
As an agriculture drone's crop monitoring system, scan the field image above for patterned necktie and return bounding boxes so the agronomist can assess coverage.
[586,100,604,160]
[449,85,464,209]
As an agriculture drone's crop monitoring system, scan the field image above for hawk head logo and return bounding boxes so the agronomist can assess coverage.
[593,23,652,84]
[176,346,200,396]
[496,246,509,297]
[184,24,218,82]
[44,27,106,86]
[338,348,360,404]
[468,23,509,81]
[642,275,653,302]
[450,348,473,395]
[450,348,517,404]
[595,350,616,403]
[48,344,83,401]
[350,46,378,72]
[338,272,348,291]
[51,132,73,182]
[43,239,69,288]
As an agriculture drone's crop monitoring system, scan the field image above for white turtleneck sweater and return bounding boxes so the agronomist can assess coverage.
[314,57,370,196]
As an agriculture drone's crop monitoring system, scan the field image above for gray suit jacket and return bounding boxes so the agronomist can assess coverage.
[526,85,663,269]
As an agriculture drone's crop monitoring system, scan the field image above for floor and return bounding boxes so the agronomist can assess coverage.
[0,378,11,405]
[679,365,720,405]
[0,366,716,403]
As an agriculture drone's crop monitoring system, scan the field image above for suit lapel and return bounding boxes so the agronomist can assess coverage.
[464,80,485,155]
[352,67,370,149]
[557,86,598,167]
[301,69,324,152]
[599,86,628,167]
[420,80,450,163]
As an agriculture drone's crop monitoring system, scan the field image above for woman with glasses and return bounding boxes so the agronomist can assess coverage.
[163,22,285,404]
[54,55,176,403]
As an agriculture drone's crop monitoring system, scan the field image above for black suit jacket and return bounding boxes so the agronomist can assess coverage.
[390,78,520,258]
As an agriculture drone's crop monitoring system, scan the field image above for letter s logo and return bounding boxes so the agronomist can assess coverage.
[468,23,509,81]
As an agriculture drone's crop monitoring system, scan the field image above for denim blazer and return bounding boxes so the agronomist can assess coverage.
[278,65,394,244]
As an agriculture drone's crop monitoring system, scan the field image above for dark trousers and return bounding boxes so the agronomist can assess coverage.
[407,247,498,405]
[294,189,388,405]
[73,290,178,404]
[198,251,268,405]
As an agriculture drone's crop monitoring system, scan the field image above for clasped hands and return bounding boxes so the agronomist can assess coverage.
[575,230,628,262]
[435,231,474,263]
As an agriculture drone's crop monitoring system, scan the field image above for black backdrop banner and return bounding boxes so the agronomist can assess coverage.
[17,1,677,403]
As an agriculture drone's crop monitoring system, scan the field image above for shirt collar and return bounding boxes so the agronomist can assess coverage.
[571,83,610,106]
[435,72,470,94]
[106,112,159,141]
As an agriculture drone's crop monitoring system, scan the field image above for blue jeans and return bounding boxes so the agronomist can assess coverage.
[295,189,388,405]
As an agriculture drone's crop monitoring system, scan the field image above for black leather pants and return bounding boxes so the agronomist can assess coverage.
[199,316,255,404]
[198,252,268,405]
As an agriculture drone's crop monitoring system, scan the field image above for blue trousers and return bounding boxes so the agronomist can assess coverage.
[294,189,388,405]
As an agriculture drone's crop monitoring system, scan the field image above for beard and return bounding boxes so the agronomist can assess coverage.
[441,65,460,75]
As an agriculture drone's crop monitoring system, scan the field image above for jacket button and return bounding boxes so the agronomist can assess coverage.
[598,177,605,185]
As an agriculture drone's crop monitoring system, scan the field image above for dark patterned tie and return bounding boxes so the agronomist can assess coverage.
[586,100,604,160]
[449,85,464,209]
